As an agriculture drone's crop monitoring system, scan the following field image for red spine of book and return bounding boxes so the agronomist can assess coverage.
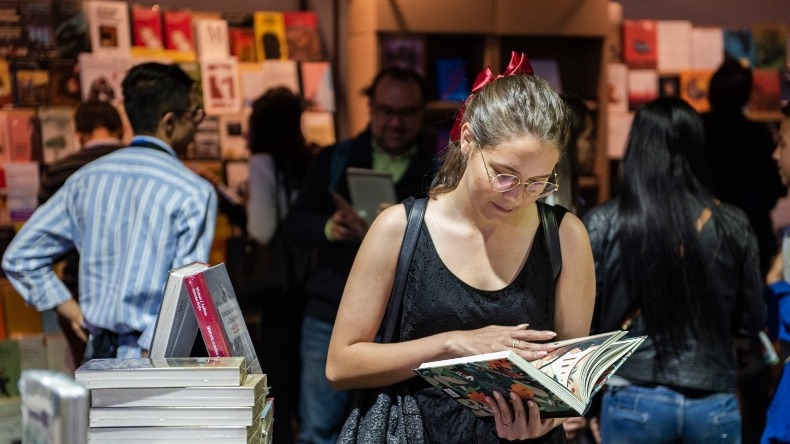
[184,273,232,357]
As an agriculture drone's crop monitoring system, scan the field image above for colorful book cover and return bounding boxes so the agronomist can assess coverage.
[185,272,232,358]
[627,69,658,111]
[49,58,82,107]
[747,68,781,112]
[0,0,54,57]
[300,61,335,112]
[724,28,755,68]
[189,115,221,160]
[163,10,194,52]
[679,69,714,113]
[752,24,787,70]
[622,19,657,69]
[5,161,39,221]
[200,57,242,115]
[219,113,248,160]
[194,18,229,60]
[253,11,287,61]
[381,35,425,74]
[436,58,469,101]
[52,0,91,58]
[84,0,131,55]
[131,4,163,49]
[10,57,50,107]
[229,27,256,62]
[38,106,79,165]
[77,52,131,105]
[0,339,21,398]
[283,10,322,62]
[0,0,27,58]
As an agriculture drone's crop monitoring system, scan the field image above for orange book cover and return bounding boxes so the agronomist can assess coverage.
[679,69,713,113]
[253,11,288,61]
[131,5,163,49]
[622,19,657,69]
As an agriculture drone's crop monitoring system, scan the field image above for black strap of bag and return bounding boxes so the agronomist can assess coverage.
[539,202,562,282]
[380,197,428,343]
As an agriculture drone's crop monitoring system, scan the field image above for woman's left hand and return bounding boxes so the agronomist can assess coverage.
[486,391,563,441]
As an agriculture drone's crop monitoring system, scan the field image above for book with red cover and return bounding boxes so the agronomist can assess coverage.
[131,4,163,49]
[163,10,194,52]
[183,263,262,375]
[229,27,256,62]
[622,19,657,69]
[283,10,322,62]
[184,272,232,358]
[748,68,781,112]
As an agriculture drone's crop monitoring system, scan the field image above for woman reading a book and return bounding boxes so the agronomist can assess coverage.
[583,97,765,443]
[326,52,595,443]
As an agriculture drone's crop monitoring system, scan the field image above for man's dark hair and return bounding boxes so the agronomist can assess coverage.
[74,100,123,135]
[708,58,753,111]
[362,66,427,103]
[121,62,194,134]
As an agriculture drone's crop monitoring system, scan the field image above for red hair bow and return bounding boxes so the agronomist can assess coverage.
[449,51,534,142]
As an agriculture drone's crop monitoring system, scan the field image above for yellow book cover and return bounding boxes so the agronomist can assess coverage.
[253,11,288,61]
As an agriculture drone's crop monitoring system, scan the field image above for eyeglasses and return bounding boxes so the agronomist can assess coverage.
[478,148,558,197]
[372,104,422,120]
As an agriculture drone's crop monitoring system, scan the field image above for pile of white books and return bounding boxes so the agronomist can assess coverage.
[75,356,271,444]
[19,369,90,444]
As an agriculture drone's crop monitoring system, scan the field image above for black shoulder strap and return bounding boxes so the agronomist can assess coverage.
[380,197,427,343]
[539,202,563,282]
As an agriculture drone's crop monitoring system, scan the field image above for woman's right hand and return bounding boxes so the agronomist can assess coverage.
[447,324,557,361]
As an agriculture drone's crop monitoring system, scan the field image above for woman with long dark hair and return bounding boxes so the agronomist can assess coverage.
[583,97,764,443]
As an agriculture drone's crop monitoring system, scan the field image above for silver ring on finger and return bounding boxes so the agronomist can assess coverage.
[512,339,520,349]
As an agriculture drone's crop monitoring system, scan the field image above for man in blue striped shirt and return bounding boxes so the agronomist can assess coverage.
[2,63,218,360]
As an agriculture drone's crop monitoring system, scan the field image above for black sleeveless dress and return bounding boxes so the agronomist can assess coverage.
[397,198,567,444]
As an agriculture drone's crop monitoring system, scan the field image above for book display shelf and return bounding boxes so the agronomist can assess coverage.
[346,0,612,203]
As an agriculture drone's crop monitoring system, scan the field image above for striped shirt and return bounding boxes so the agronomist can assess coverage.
[2,136,217,355]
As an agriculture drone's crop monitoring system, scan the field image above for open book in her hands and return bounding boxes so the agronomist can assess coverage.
[414,330,646,418]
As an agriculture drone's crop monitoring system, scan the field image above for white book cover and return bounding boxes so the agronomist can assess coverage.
[302,110,336,148]
[89,405,256,428]
[692,27,725,70]
[656,20,692,73]
[84,0,131,56]
[90,373,267,407]
[149,262,210,359]
[78,52,132,105]
[201,57,243,115]
[238,60,300,108]
[87,422,261,443]
[38,106,79,165]
[19,370,89,444]
[75,357,246,389]
[194,18,230,60]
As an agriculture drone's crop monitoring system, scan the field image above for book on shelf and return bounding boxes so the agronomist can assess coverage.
[229,27,257,63]
[88,403,261,428]
[149,261,210,359]
[49,58,83,107]
[194,18,230,60]
[19,369,89,444]
[219,113,249,160]
[656,20,692,73]
[300,61,335,112]
[74,356,247,390]
[748,68,782,112]
[10,56,50,107]
[679,69,714,113]
[752,24,786,70]
[130,4,163,50]
[87,421,262,443]
[691,27,724,71]
[283,10,323,62]
[163,10,194,52]
[77,52,132,104]
[38,106,79,165]
[189,115,222,159]
[90,373,267,408]
[0,59,11,107]
[658,74,681,98]
[200,57,243,115]
[184,263,262,374]
[5,162,39,222]
[724,28,756,68]
[414,330,646,418]
[84,0,131,56]
[302,110,336,148]
[238,59,300,107]
[380,35,424,74]
[627,69,659,111]
[622,19,657,69]
[253,11,288,61]
[435,58,469,101]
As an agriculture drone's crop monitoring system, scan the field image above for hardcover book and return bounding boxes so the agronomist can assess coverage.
[83,0,131,56]
[87,421,262,443]
[194,18,229,60]
[229,27,256,62]
[74,356,247,389]
[200,57,242,115]
[38,106,79,165]
[163,10,194,52]
[149,261,210,359]
[49,58,82,107]
[90,373,266,408]
[283,10,322,62]
[19,369,89,444]
[88,404,259,428]
[130,4,163,49]
[622,19,657,69]
[435,58,469,101]
[184,263,262,374]
[414,331,645,418]
[679,69,714,113]
[10,57,50,107]
[253,11,287,61]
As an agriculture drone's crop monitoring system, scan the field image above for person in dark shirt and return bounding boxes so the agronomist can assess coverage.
[38,100,124,368]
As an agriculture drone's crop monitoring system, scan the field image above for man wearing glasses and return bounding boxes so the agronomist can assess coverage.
[289,66,437,444]
[2,62,217,361]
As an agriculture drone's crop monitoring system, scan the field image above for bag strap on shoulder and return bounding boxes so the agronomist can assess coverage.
[381,197,427,343]
[539,202,562,282]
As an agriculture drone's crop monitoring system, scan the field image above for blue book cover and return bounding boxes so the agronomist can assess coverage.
[724,28,755,67]
[436,58,469,101]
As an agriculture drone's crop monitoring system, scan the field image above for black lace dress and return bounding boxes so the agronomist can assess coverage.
[397,199,567,443]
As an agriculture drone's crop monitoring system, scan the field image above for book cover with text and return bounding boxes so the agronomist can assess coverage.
[194,18,229,60]
[163,10,194,52]
[200,57,242,115]
[84,0,131,55]
[283,10,322,62]
[131,4,163,49]
[253,11,287,61]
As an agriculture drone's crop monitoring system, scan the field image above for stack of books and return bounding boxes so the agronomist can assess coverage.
[75,356,271,443]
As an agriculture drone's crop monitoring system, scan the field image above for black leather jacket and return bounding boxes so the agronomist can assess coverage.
[584,198,765,391]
